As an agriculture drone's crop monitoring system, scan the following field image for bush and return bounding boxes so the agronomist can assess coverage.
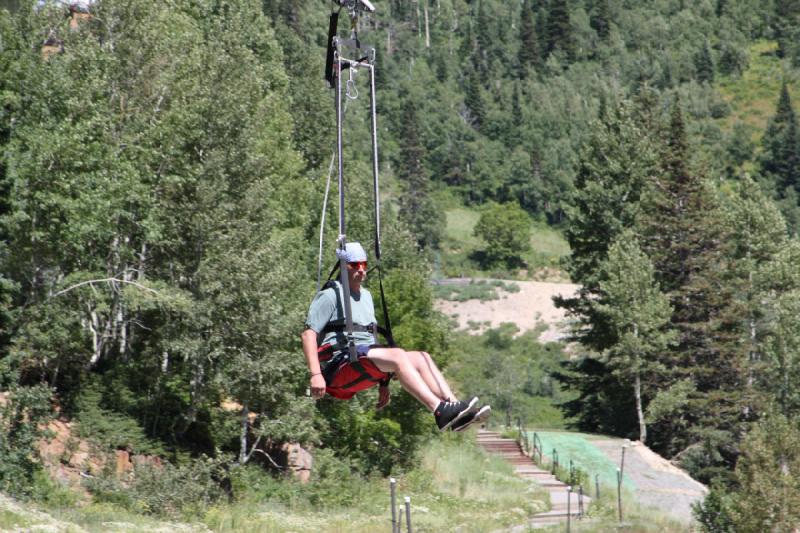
[473,202,532,269]
[87,455,228,519]
[73,378,164,456]
[431,279,520,302]
[693,484,736,533]
[0,384,54,498]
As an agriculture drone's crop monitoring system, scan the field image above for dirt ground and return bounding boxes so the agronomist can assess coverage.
[433,280,580,342]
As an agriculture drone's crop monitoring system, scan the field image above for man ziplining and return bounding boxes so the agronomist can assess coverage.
[301,242,491,431]
[307,2,489,431]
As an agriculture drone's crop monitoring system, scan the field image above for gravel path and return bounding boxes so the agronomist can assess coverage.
[592,438,708,524]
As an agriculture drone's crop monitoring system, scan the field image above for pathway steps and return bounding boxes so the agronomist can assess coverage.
[477,430,591,530]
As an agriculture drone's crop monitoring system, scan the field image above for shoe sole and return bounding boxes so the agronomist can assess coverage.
[440,396,479,432]
[453,405,492,432]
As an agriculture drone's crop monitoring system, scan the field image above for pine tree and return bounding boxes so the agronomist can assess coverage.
[760,83,800,197]
[397,97,443,250]
[562,100,658,310]
[639,100,728,458]
[554,101,659,439]
[695,41,715,84]
[518,0,540,75]
[589,0,611,42]
[732,414,800,531]
[593,231,674,444]
[775,1,800,62]
[545,0,573,61]
[464,65,486,130]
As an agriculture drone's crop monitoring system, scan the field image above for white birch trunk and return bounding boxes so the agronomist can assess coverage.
[239,402,249,464]
[416,1,421,38]
[424,0,430,48]
[635,373,646,444]
[633,324,647,444]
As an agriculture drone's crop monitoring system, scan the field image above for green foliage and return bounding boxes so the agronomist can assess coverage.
[545,0,573,61]
[0,384,54,498]
[730,414,800,531]
[593,230,674,443]
[397,95,444,250]
[73,378,164,455]
[205,436,549,532]
[473,202,532,268]
[0,0,797,514]
[759,82,800,231]
[775,1,800,65]
[448,326,568,428]
[1,0,317,470]
[695,41,716,84]
[431,279,519,302]
[694,484,736,533]
[87,455,228,520]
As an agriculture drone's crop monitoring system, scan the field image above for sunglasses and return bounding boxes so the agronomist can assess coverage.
[347,261,368,271]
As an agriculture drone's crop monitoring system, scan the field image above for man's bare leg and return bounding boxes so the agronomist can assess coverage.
[408,351,455,401]
[366,347,440,411]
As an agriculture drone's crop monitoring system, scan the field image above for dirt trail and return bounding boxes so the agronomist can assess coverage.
[434,280,580,342]
[592,438,707,524]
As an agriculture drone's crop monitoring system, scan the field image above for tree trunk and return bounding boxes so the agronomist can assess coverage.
[633,324,646,443]
[634,372,646,444]
[424,0,430,48]
[416,1,421,38]
[239,401,249,464]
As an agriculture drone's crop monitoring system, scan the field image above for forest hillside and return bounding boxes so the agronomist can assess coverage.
[2,0,800,531]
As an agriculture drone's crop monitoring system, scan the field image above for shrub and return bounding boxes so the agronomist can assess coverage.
[0,384,54,498]
[87,455,228,519]
[473,202,532,269]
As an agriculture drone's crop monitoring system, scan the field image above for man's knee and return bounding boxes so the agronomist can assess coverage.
[371,347,407,362]
[405,350,430,367]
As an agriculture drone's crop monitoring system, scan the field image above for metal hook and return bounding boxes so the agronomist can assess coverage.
[346,66,359,100]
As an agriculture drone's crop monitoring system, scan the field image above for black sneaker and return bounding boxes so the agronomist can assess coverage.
[434,397,478,431]
[452,405,492,432]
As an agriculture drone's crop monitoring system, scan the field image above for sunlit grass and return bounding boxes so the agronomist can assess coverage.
[47,502,206,532]
[556,492,693,533]
[0,508,34,530]
[439,206,570,280]
[203,435,549,533]
[717,40,800,139]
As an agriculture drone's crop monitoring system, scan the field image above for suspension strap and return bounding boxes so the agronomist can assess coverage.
[325,10,339,88]
[367,62,395,348]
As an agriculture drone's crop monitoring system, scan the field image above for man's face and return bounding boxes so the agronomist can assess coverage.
[346,260,367,285]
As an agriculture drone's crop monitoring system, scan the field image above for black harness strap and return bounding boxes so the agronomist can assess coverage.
[336,369,384,390]
[322,322,376,335]
[319,280,393,386]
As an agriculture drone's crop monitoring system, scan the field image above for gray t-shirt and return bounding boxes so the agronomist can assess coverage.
[305,281,377,347]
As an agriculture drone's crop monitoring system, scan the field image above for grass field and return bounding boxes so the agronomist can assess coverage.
[437,206,570,280]
[717,40,800,138]
[3,435,550,533]
[204,436,549,533]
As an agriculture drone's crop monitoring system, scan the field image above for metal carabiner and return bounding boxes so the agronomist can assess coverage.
[346,65,359,100]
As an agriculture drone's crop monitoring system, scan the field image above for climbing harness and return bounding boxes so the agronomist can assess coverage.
[316,0,395,371]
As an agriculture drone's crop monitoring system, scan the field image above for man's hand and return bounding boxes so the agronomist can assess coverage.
[375,383,390,411]
[310,374,326,400]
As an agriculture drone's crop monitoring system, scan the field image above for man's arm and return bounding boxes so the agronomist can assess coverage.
[301,328,326,400]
